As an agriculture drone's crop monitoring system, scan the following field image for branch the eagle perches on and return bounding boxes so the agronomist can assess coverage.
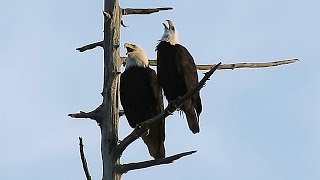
[69,63,221,174]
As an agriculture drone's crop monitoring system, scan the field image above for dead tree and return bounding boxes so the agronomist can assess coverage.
[68,0,298,180]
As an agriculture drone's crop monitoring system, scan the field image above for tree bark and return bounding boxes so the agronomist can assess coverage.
[100,0,122,180]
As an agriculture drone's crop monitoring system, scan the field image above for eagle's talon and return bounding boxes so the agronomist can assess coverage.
[142,129,150,137]
[117,139,122,145]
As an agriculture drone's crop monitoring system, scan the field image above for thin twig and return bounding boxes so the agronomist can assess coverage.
[112,63,221,158]
[122,7,173,15]
[115,150,197,174]
[76,41,104,52]
[79,137,92,180]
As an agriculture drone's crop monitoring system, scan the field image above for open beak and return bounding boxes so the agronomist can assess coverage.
[166,19,174,29]
[162,22,168,29]
[163,19,174,30]
[124,43,134,55]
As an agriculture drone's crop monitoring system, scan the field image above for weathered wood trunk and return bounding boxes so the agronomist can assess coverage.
[100,0,121,179]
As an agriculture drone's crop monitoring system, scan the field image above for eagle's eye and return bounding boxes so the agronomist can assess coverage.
[126,47,135,53]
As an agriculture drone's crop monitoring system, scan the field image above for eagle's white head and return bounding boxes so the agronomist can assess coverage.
[160,19,179,45]
[124,43,149,70]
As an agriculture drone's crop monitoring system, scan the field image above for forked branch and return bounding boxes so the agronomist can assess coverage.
[112,63,221,158]
[76,41,104,52]
[122,7,173,15]
[79,137,92,180]
[115,150,197,174]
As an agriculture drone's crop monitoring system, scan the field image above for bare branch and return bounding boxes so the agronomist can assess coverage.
[79,137,92,180]
[196,58,299,70]
[115,150,197,174]
[120,57,298,70]
[122,7,173,15]
[76,41,104,52]
[68,105,102,122]
[148,58,299,70]
[112,63,221,158]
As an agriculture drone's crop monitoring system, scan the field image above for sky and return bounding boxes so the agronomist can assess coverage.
[1,0,320,179]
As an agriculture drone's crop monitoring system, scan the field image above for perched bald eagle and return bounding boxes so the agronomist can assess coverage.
[156,20,202,134]
[120,43,165,159]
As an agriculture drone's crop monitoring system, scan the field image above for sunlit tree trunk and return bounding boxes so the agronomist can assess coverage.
[100,0,121,179]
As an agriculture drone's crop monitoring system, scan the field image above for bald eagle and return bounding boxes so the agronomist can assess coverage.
[120,43,165,159]
[156,20,202,134]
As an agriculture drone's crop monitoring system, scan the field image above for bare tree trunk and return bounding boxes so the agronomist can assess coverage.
[100,0,121,179]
